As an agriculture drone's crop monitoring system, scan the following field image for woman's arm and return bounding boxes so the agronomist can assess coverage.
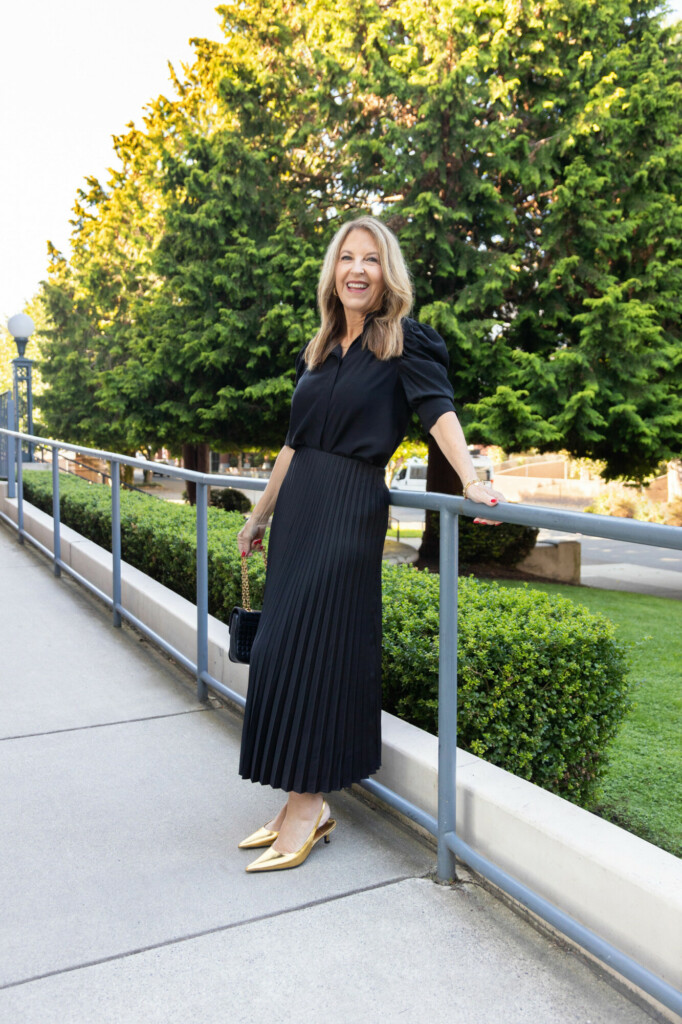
[237,445,295,555]
[429,411,505,524]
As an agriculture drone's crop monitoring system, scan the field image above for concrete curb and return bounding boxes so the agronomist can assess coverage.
[518,538,581,583]
[1,485,680,1007]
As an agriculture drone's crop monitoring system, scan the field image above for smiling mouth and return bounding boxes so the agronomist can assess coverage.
[346,282,369,291]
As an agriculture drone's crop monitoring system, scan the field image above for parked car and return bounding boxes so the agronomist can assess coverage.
[390,451,494,491]
[390,458,429,491]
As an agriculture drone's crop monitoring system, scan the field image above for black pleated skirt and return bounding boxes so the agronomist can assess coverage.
[238,446,389,793]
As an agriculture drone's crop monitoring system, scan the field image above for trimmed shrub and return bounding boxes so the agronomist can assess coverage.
[459,515,538,566]
[210,487,252,514]
[24,471,631,805]
[381,565,631,804]
[426,506,538,566]
[22,470,267,622]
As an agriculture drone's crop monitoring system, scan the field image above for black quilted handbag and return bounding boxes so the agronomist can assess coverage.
[228,546,267,664]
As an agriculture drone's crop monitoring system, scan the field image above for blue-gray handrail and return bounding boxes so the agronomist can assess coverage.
[1,425,681,1016]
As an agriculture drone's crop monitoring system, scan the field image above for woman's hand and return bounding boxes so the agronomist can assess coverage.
[237,517,268,557]
[464,481,507,526]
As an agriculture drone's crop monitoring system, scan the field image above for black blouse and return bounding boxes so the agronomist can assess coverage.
[284,317,456,468]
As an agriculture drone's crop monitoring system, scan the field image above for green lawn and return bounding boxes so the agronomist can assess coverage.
[494,580,681,858]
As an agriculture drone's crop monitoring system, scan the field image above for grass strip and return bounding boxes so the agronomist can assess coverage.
[495,579,682,857]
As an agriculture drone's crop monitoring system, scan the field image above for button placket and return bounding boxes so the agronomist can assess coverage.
[319,347,343,450]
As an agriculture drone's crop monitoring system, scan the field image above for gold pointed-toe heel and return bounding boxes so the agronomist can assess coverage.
[317,818,336,844]
[238,825,279,850]
[246,802,333,873]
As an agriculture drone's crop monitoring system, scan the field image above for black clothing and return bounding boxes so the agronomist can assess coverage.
[239,318,456,793]
[238,446,387,792]
[284,317,456,466]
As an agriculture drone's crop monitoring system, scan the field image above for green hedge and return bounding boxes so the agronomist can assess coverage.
[210,487,252,513]
[23,470,265,623]
[426,508,538,566]
[381,566,631,803]
[459,516,538,566]
[24,470,631,805]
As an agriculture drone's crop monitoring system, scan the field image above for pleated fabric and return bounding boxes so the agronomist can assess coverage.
[238,446,389,793]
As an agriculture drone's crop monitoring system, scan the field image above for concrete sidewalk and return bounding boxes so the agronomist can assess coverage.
[0,524,665,1023]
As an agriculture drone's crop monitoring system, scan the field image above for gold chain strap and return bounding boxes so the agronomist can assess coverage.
[241,546,267,612]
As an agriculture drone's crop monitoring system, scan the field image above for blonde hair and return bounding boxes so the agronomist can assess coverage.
[305,216,413,369]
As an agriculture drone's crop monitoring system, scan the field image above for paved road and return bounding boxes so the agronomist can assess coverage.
[547,533,682,572]
[0,523,662,1023]
[540,532,682,599]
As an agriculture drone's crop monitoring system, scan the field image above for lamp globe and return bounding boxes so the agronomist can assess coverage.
[7,314,36,358]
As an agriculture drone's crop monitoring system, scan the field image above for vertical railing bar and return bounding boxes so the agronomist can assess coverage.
[111,460,122,628]
[437,507,459,881]
[16,431,24,543]
[6,398,16,499]
[52,445,61,576]
[196,481,209,700]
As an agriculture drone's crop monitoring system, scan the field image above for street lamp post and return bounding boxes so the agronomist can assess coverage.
[7,314,36,462]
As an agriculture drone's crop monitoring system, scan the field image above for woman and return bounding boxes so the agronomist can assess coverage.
[236,216,504,873]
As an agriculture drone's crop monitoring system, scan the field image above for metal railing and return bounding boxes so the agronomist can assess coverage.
[0,393,13,480]
[31,442,165,496]
[1,424,681,1016]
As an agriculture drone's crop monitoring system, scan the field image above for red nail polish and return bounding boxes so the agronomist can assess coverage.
[490,499,498,504]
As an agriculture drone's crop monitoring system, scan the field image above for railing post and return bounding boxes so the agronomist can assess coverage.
[52,446,61,576]
[437,506,459,881]
[196,481,209,700]
[16,430,24,543]
[6,398,16,499]
[111,461,122,627]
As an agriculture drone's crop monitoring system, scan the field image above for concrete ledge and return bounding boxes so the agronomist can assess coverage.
[1,484,680,1005]
[377,714,682,1005]
[518,539,581,583]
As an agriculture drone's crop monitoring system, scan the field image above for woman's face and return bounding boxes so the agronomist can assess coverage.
[334,228,385,317]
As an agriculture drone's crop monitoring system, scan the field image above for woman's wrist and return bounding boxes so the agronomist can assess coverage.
[248,511,270,528]
[462,478,482,498]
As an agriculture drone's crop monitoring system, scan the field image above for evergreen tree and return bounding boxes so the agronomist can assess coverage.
[34,0,682,529]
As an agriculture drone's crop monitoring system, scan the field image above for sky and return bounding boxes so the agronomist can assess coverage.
[1,1,681,323]
[0,1,223,321]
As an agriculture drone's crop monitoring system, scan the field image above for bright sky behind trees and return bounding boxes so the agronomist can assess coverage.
[1,0,680,321]
[0,0,221,319]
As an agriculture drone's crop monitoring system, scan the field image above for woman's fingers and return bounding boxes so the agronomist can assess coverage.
[468,484,506,523]
[237,525,266,557]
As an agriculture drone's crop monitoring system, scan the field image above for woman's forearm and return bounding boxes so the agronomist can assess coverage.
[429,411,479,485]
[249,445,295,524]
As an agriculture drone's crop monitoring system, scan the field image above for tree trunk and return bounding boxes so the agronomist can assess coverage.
[416,434,462,571]
[182,443,210,505]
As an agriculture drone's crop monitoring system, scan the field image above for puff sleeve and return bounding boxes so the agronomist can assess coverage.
[399,318,456,433]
